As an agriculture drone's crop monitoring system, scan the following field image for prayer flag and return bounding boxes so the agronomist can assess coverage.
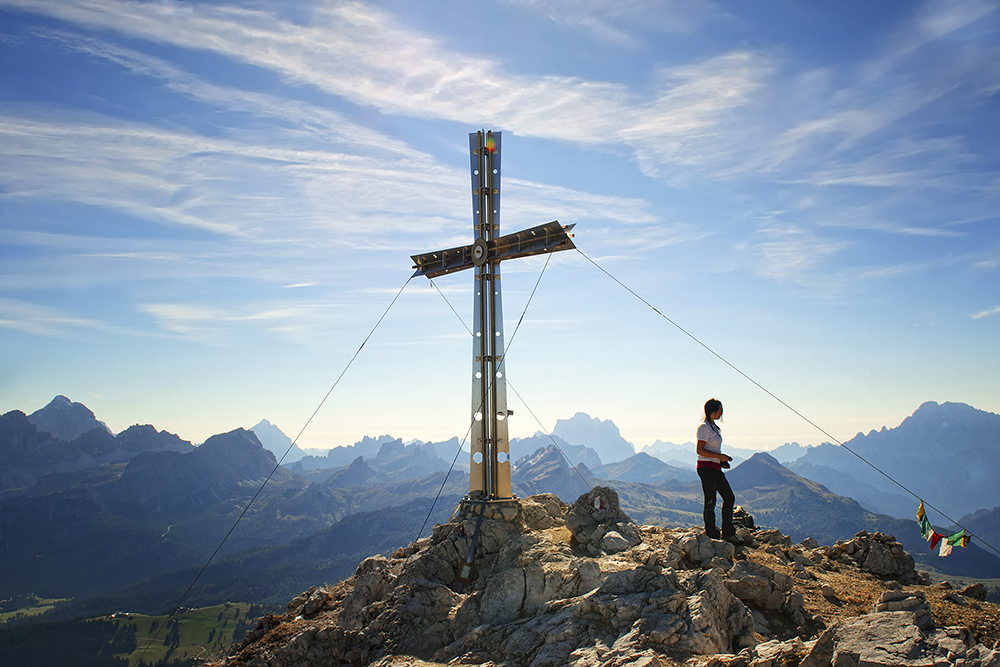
[919,516,933,540]
[914,503,973,557]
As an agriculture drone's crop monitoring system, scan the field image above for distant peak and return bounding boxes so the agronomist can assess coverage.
[746,451,781,465]
[46,395,74,408]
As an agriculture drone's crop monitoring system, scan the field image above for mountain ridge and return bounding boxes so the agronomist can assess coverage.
[3,394,1000,630]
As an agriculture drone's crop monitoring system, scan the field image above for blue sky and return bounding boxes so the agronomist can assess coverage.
[1,0,998,454]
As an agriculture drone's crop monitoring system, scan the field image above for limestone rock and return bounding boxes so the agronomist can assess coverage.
[871,589,932,628]
[821,530,923,584]
[959,583,988,601]
[566,486,637,556]
[218,492,999,667]
[862,539,900,576]
[798,611,994,667]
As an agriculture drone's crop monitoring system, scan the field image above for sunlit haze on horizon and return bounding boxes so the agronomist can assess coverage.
[2,0,999,452]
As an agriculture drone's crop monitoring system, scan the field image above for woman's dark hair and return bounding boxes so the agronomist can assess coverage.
[704,398,723,432]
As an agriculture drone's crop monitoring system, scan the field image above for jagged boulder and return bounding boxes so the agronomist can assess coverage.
[799,611,998,667]
[566,486,641,556]
[870,589,932,628]
[711,613,1000,667]
[821,530,923,583]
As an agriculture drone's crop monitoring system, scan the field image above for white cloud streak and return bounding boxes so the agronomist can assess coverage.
[0,297,136,337]
[972,305,1000,319]
[502,0,716,44]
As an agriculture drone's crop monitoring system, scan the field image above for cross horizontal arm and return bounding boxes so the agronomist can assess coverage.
[411,221,576,279]
[492,220,576,265]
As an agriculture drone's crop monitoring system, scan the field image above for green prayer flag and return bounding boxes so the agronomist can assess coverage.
[919,515,933,540]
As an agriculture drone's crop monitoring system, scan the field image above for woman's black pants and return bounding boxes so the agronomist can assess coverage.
[698,466,735,539]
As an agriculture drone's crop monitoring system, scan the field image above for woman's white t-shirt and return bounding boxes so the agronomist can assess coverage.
[697,419,722,464]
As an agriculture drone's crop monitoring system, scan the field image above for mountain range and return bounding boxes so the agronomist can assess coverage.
[787,401,1000,520]
[1,395,998,630]
[1,396,192,491]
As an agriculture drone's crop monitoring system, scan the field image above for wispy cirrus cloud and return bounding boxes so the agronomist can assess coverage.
[134,297,380,343]
[42,30,419,159]
[0,297,136,337]
[501,0,719,45]
[743,0,999,201]
[5,0,997,194]
[2,0,772,177]
[0,107,660,253]
[739,223,849,288]
[972,305,1000,319]
[4,0,998,300]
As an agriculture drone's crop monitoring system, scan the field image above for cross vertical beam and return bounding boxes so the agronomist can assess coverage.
[410,130,576,501]
[469,130,511,498]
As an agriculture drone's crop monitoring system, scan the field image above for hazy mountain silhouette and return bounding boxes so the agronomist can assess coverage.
[639,439,763,469]
[1,403,193,492]
[729,452,1000,579]
[27,395,111,442]
[250,419,307,462]
[591,451,697,484]
[788,460,913,518]
[510,432,601,468]
[552,412,634,464]
[293,434,397,471]
[789,401,999,520]
[0,428,346,601]
[290,436,464,484]
[511,445,592,501]
[958,506,1000,557]
[323,456,389,488]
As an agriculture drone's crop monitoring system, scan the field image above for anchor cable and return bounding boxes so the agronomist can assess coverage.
[575,247,1000,560]
[136,274,416,662]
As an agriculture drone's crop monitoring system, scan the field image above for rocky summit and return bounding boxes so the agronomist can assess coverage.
[215,487,1000,667]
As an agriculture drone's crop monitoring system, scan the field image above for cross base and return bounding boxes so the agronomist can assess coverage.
[456,496,522,524]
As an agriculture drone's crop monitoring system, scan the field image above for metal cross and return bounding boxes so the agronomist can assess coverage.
[411,130,576,500]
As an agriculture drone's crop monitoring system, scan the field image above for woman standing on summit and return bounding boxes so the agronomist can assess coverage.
[696,398,735,540]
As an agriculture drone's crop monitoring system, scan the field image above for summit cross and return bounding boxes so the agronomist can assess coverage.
[410,130,576,500]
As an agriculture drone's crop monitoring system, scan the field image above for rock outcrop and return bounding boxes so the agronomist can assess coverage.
[713,611,1000,667]
[819,530,920,581]
[217,489,1000,667]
